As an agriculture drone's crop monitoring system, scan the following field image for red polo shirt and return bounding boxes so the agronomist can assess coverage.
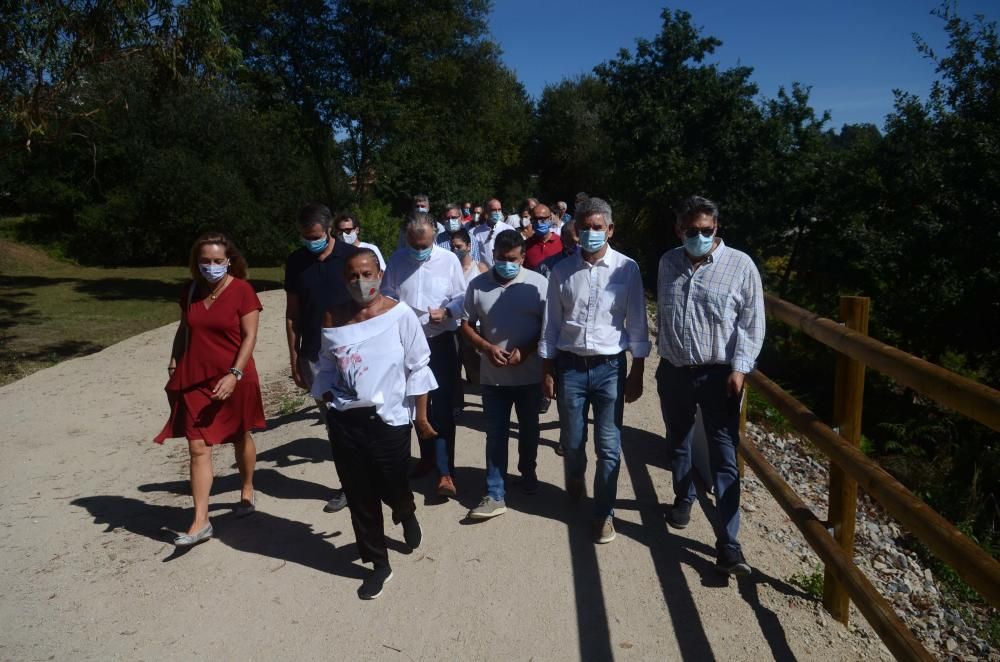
[524,233,564,270]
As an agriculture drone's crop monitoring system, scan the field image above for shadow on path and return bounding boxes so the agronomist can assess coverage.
[620,424,803,662]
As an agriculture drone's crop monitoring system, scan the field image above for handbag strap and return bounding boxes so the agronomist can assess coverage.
[185,281,196,351]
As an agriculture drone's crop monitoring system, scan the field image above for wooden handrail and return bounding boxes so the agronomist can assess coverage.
[740,438,933,661]
[763,294,1000,432]
[747,370,1000,608]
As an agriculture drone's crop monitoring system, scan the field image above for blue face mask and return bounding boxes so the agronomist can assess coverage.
[489,211,503,225]
[579,229,606,253]
[494,260,520,280]
[302,235,328,254]
[533,221,550,235]
[417,205,429,213]
[199,262,229,283]
[409,245,433,262]
[462,208,471,215]
[684,232,715,257]
[446,218,462,233]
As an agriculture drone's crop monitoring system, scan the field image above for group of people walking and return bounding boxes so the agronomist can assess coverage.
[154,192,765,601]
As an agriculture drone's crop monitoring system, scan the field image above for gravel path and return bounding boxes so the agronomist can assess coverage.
[0,290,894,661]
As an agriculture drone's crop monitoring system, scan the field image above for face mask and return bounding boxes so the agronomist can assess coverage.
[579,229,607,253]
[199,262,228,283]
[684,231,715,257]
[453,249,471,260]
[473,212,481,222]
[349,277,381,304]
[302,235,328,254]
[462,208,471,215]
[409,245,433,262]
[339,230,357,244]
[446,218,462,233]
[533,221,550,235]
[494,260,520,280]
[417,205,429,213]
[488,211,503,225]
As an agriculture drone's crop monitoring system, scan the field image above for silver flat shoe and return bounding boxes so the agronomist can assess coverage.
[174,523,213,547]
[235,492,256,518]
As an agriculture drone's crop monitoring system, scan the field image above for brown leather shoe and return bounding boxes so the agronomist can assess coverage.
[437,475,457,498]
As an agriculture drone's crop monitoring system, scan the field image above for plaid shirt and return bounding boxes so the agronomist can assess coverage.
[656,240,765,373]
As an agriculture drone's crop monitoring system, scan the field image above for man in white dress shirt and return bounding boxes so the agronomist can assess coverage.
[539,197,650,545]
[382,212,467,498]
[472,198,516,268]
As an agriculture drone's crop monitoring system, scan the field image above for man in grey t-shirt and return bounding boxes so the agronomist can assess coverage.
[461,230,548,519]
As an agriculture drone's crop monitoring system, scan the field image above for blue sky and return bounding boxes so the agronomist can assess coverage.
[488,0,999,129]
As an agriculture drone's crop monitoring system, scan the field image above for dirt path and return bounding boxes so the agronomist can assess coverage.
[0,290,892,661]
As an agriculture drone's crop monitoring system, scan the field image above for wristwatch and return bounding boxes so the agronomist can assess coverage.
[229,367,244,381]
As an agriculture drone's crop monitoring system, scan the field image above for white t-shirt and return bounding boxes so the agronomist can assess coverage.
[311,303,438,426]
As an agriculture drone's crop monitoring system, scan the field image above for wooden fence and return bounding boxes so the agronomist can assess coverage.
[740,293,1000,661]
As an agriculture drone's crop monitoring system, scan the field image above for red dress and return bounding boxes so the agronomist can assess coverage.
[154,278,266,445]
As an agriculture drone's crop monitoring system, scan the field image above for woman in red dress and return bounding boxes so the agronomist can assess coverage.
[155,232,266,547]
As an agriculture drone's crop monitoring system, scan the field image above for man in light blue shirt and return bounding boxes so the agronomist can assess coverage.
[656,195,765,577]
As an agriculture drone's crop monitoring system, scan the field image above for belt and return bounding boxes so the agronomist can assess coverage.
[560,351,624,370]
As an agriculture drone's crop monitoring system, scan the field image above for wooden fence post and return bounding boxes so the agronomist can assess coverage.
[823,296,870,623]
[738,388,748,477]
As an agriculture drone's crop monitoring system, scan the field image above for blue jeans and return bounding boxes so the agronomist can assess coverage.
[482,383,542,501]
[656,362,742,553]
[426,333,458,477]
[556,352,627,520]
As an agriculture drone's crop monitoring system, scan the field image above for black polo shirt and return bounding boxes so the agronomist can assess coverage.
[284,240,359,360]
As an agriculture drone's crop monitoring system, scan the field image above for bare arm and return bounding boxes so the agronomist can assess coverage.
[285,293,307,388]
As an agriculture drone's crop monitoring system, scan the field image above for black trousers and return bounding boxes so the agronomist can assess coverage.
[326,406,416,568]
[425,332,458,473]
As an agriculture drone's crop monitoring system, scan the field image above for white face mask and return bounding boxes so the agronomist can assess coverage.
[340,230,358,244]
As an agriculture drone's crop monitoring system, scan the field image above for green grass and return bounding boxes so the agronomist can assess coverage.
[789,566,824,600]
[0,235,284,386]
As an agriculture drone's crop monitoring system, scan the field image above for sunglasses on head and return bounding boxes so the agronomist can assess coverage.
[684,227,715,238]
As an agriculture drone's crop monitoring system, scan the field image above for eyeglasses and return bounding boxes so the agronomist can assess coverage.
[684,227,715,238]
[532,216,552,223]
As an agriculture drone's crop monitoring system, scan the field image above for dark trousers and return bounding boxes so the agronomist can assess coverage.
[327,407,416,568]
[426,332,458,475]
[656,362,742,553]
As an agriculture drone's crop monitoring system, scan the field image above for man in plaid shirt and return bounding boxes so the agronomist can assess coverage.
[656,195,765,576]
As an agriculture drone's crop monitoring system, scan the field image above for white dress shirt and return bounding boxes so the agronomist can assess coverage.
[381,244,467,337]
[539,247,651,358]
[471,220,516,267]
[311,303,438,425]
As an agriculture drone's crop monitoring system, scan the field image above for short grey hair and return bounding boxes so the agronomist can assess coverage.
[556,201,567,211]
[442,202,462,217]
[574,197,613,226]
[405,211,437,236]
[675,195,719,227]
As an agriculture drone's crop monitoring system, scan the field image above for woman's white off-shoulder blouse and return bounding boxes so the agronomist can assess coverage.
[311,302,438,425]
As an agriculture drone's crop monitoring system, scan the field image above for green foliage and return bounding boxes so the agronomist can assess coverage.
[352,198,399,261]
[746,387,793,435]
[789,566,824,600]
